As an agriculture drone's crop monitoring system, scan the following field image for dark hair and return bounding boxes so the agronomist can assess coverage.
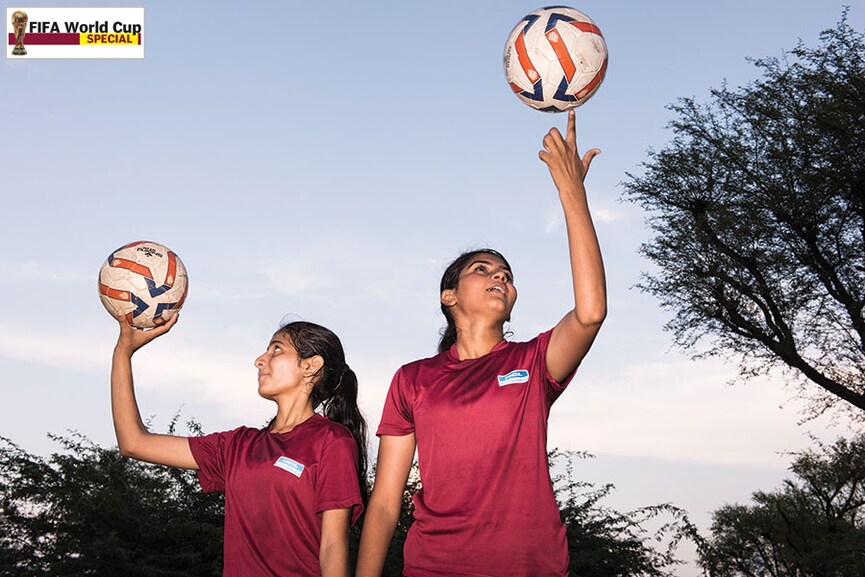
[438,248,513,354]
[277,321,369,504]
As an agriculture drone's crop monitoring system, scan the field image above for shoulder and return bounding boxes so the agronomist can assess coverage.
[192,425,259,445]
[311,416,359,460]
[187,425,263,467]
[490,331,555,380]
[307,415,355,447]
[508,329,553,352]
[312,415,352,437]
[395,351,453,380]
[401,349,449,373]
[388,350,450,387]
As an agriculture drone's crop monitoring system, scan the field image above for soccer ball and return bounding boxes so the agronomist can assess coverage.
[503,6,608,112]
[98,240,188,329]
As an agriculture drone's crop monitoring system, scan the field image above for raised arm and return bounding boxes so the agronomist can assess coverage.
[355,433,416,577]
[111,313,198,469]
[538,109,607,383]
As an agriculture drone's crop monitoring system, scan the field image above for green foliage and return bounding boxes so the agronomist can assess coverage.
[622,10,865,417]
[699,434,865,577]
[349,462,418,577]
[0,423,223,577]
[351,451,695,576]
[551,450,698,577]
[0,430,695,576]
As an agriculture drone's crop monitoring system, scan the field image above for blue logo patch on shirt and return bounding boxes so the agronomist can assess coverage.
[274,456,305,478]
[498,369,530,386]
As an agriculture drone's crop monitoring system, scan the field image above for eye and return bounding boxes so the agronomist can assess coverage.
[474,264,488,273]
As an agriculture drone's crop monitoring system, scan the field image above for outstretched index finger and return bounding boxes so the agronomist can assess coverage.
[566,109,576,146]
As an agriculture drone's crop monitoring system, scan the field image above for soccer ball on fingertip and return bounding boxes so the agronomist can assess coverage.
[98,240,188,329]
[503,6,608,112]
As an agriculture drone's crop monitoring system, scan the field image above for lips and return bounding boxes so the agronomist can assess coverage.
[486,284,509,300]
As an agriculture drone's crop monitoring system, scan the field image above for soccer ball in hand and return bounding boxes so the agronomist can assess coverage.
[503,6,608,112]
[98,241,188,329]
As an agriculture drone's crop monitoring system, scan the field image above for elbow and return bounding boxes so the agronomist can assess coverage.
[115,433,146,460]
[117,440,137,459]
[365,490,402,526]
[574,304,606,328]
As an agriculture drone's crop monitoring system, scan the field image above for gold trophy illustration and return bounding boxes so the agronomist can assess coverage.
[11,11,28,56]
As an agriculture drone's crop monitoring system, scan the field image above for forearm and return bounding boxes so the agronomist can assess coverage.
[111,346,152,457]
[320,508,351,577]
[319,540,349,577]
[110,346,197,468]
[561,191,607,326]
[355,501,401,577]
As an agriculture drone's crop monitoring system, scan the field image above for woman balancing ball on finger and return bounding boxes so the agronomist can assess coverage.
[355,109,606,577]
[110,314,368,577]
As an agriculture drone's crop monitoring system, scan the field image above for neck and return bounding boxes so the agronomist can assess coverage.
[453,323,505,360]
[270,397,315,433]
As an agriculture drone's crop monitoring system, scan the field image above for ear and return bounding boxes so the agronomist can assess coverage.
[441,289,457,307]
[302,355,324,377]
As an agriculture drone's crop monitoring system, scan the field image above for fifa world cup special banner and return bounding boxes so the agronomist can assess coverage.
[6,7,144,59]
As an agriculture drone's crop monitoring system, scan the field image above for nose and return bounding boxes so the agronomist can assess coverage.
[254,353,266,369]
[492,269,508,283]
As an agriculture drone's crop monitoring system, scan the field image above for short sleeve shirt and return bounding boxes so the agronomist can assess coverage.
[188,414,363,577]
[377,330,575,577]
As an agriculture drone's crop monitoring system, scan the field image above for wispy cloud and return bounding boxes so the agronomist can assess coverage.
[544,202,622,234]
[257,259,334,296]
[0,261,91,284]
[549,357,851,467]
[0,321,256,418]
[592,206,621,223]
[0,320,403,432]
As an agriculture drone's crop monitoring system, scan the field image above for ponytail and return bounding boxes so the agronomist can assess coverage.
[316,364,369,505]
[277,321,369,505]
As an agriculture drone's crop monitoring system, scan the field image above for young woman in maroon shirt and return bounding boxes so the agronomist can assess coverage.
[110,317,368,577]
[356,110,606,576]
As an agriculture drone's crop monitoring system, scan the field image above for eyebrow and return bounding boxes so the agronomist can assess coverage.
[468,259,513,273]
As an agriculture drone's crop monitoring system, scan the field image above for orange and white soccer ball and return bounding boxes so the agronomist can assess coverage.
[98,240,188,329]
[503,6,608,112]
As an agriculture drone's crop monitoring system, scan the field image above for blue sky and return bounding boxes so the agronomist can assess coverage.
[2,1,863,574]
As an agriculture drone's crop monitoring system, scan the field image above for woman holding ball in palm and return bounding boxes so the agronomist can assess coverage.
[356,109,606,576]
[110,315,368,577]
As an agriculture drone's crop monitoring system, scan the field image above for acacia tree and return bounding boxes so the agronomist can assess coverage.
[699,434,865,576]
[0,425,224,577]
[622,12,865,418]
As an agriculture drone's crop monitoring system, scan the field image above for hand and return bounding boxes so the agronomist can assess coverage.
[538,109,600,197]
[114,312,178,357]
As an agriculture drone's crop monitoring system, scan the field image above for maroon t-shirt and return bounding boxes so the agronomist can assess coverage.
[377,330,574,577]
[189,414,363,577]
